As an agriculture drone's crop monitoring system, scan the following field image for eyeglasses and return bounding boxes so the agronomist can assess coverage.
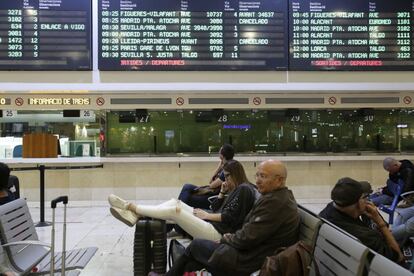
[361,194,370,200]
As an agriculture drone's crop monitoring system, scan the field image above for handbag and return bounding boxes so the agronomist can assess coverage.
[168,239,186,268]
[191,186,220,196]
[259,241,320,276]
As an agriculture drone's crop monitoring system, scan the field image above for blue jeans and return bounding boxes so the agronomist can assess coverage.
[178,183,214,210]
[370,193,394,206]
[392,206,414,244]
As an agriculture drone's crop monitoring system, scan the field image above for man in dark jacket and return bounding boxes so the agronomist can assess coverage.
[320,177,404,263]
[371,158,414,206]
[152,160,299,276]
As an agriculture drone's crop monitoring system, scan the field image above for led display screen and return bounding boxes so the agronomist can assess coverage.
[98,0,288,70]
[289,0,414,70]
[0,0,92,70]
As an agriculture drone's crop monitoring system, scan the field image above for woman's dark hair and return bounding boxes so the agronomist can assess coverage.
[220,144,235,161]
[223,160,248,187]
[0,163,10,191]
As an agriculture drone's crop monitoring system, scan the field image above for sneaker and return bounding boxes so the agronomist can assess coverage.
[108,194,129,210]
[110,207,138,227]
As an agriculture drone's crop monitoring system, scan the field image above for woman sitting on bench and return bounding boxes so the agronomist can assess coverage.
[108,160,258,241]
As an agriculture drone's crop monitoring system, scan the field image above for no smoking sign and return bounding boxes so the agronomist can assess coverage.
[96,97,105,106]
[403,96,412,105]
[253,97,261,105]
[176,97,185,106]
[15,97,24,106]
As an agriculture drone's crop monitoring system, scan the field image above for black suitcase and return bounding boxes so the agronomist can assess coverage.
[151,219,167,273]
[134,220,151,276]
[134,218,167,276]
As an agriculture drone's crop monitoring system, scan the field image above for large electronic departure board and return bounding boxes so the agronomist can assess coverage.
[98,0,288,70]
[0,0,91,70]
[289,0,414,70]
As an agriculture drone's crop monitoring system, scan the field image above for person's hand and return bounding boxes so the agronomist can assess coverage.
[220,182,229,194]
[364,202,383,223]
[397,252,405,264]
[375,187,383,194]
[193,208,210,220]
[222,233,232,243]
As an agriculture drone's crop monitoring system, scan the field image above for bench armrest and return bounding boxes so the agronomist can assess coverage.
[401,191,414,199]
[2,241,50,248]
[208,195,218,203]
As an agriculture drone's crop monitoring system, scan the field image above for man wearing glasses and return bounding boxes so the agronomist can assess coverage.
[319,177,404,263]
[150,160,299,276]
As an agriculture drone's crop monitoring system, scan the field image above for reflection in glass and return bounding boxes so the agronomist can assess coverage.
[104,109,414,155]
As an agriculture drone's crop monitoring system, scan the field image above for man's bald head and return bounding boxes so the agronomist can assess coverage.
[260,160,287,179]
[383,157,400,174]
[255,160,287,194]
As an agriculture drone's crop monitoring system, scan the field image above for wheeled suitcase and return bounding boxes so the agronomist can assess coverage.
[50,195,69,275]
[133,218,167,276]
[134,220,152,276]
[151,219,167,273]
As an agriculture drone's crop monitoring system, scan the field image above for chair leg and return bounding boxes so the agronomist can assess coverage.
[389,212,394,225]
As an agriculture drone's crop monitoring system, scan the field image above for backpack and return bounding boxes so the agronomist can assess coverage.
[259,241,319,276]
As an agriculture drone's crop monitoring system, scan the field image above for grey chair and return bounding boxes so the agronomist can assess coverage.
[12,145,22,158]
[298,205,323,248]
[368,251,413,276]
[0,198,97,275]
[313,223,370,276]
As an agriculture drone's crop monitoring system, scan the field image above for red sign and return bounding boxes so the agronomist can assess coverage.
[176,97,184,106]
[252,97,262,105]
[403,96,412,105]
[99,131,105,142]
[328,96,337,105]
[15,97,24,106]
[96,97,105,106]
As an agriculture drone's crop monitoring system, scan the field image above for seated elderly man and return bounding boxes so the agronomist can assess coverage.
[149,159,300,276]
[320,177,404,263]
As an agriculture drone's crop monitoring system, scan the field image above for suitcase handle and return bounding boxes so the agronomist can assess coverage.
[51,196,68,208]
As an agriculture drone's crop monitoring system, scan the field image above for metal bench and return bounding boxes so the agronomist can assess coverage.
[298,205,323,248]
[313,223,370,276]
[0,198,97,275]
[368,251,413,276]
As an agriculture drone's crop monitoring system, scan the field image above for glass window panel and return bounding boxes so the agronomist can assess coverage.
[104,109,410,155]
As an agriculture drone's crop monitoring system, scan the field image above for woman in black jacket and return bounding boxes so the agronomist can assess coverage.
[108,160,258,241]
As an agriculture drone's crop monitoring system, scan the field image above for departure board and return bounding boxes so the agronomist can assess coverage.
[0,0,91,70]
[289,0,414,70]
[98,0,288,70]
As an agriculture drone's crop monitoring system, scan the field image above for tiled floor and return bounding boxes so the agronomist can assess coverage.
[26,199,329,276]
